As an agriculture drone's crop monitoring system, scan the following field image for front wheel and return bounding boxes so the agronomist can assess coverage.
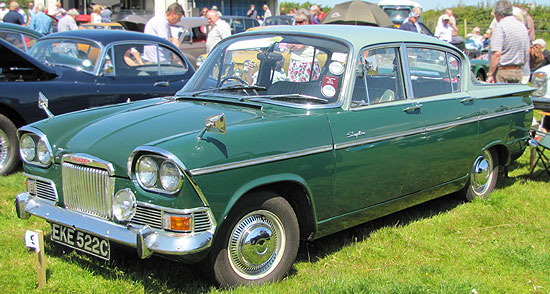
[0,114,20,176]
[203,191,299,287]
[464,149,499,201]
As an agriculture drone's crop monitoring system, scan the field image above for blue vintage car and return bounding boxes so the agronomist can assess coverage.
[0,30,194,175]
[15,25,533,286]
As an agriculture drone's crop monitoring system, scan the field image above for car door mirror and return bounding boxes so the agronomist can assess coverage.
[38,92,54,118]
[197,113,226,140]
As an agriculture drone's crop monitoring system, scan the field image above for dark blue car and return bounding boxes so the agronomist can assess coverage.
[0,30,195,175]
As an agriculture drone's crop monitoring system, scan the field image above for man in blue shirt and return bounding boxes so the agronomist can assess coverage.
[400,11,420,33]
[29,3,52,35]
[3,1,25,24]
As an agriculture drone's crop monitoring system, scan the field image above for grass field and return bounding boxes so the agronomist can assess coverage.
[1,149,549,293]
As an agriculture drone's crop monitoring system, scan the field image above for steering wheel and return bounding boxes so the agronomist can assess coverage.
[219,76,249,87]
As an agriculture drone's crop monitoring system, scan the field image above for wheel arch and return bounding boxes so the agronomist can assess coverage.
[219,174,317,241]
[482,141,510,167]
[0,102,27,129]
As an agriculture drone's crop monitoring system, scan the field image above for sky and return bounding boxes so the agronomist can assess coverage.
[295,0,550,11]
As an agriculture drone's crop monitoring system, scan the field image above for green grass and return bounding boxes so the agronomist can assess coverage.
[2,149,550,293]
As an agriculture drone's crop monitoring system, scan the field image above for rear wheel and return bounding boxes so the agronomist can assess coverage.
[0,114,19,176]
[464,149,498,201]
[203,191,299,287]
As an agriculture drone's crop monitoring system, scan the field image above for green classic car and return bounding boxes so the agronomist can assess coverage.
[15,25,533,286]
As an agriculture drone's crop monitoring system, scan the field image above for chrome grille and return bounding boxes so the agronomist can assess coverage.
[132,205,163,230]
[194,211,211,233]
[28,178,58,202]
[62,162,112,219]
[131,204,212,233]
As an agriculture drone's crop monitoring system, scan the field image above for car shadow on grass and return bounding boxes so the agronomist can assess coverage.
[295,191,466,265]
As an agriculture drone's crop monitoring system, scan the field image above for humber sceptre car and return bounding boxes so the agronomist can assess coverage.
[0,30,194,175]
[15,25,533,286]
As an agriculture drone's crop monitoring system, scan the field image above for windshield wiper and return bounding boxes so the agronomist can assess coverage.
[243,94,329,104]
[191,85,266,97]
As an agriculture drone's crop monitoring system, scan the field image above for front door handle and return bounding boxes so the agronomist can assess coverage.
[403,104,422,112]
[154,81,170,87]
[460,97,475,103]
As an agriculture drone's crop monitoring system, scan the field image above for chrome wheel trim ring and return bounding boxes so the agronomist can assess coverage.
[0,128,9,170]
[228,209,286,280]
[471,150,493,196]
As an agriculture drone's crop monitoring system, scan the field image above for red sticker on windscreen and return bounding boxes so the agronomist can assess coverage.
[322,76,338,98]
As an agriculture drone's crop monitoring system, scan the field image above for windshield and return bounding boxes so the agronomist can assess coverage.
[384,8,411,24]
[29,39,102,72]
[179,34,349,106]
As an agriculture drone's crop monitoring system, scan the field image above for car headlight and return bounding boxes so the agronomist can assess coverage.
[20,134,36,162]
[112,189,136,222]
[159,161,183,192]
[532,72,548,97]
[136,156,158,187]
[36,139,51,165]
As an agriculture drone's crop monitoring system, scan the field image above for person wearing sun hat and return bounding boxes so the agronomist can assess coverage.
[400,10,420,33]
[0,2,9,21]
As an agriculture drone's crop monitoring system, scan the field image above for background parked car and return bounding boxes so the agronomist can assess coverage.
[220,15,260,34]
[79,22,126,30]
[175,17,208,69]
[15,25,533,287]
[0,30,194,175]
[0,22,43,53]
[262,15,295,26]
[530,64,550,111]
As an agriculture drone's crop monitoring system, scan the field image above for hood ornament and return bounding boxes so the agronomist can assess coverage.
[197,113,226,140]
[38,92,54,119]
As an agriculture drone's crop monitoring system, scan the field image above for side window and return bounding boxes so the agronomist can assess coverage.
[351,47,405,108]
[407,47,453,98]
[159,45,188,75]
[114,44,150,76]
[1,32,24,51]
[448,53,461,92]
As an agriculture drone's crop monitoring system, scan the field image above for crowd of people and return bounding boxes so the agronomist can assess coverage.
[1,0,112,34]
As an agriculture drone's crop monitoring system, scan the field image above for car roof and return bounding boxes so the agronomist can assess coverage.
[0,22,44,38]
[40,30,175,48]
[175,17,208,28]
[243,24,452,49]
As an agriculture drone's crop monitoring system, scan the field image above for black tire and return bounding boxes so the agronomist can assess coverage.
[0,114,20,176]
[203,191,299,287]
[464,149,499,201]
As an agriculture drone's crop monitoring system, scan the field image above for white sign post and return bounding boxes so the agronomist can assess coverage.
[25,230,46,288]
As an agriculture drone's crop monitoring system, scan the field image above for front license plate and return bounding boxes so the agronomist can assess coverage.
[50,223,110,260]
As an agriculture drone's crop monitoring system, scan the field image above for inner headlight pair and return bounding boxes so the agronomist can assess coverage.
[20,133,52,166]
[135,155,183,193]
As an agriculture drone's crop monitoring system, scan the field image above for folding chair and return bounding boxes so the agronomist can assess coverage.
[529,130,550,178]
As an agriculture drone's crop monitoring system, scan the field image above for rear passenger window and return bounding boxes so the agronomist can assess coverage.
[407,47,461,98]
[351,47,405,108]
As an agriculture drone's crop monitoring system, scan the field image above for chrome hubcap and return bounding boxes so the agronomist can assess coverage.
[471,150,493,195]
[228,210,285,279]
[0,128,9,170]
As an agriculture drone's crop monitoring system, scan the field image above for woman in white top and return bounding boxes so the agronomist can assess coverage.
[91,5,102,23]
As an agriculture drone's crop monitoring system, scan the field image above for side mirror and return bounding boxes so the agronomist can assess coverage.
[197,113,226,140]
[38,92,54,118]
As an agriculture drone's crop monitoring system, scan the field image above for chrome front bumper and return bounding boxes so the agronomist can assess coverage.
[15,192,213,261]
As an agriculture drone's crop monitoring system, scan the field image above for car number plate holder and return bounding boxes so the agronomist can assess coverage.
[50,223,110,260]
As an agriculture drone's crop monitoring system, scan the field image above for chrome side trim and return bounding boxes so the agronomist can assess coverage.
[190,145,334,176]
[478,105,534,121]
[425,117,478,132]
[128,146,210,207]
[334,127,425,150]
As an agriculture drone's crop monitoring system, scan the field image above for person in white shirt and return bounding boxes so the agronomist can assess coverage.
[57,9,79,32]
[0,2,9,21]
[143,3,184,62]
[435,15,454,42]
[206,10,231,54]
[263,4,272,20]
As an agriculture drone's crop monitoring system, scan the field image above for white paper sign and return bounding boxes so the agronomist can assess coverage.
[25,230,40,252]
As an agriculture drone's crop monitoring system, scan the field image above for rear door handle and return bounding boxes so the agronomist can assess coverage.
[154,81,170,87]
[403,104,422,112]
